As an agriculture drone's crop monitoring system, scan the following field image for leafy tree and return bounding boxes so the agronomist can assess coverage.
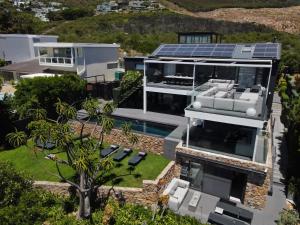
[14,74,86,119]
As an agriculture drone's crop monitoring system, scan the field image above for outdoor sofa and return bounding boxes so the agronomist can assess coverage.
[35,138,56,149]
[100,145,119,158]
[208,212,249,225]
[163,178,190,211]
[113,148,132,162]
[128,151,147,166]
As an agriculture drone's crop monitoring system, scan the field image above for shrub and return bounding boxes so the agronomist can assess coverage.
[0,162,32,207]
[277,209,300,225]
[14,74,86,118]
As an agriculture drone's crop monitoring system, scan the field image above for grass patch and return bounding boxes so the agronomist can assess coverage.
[0,144,170,187]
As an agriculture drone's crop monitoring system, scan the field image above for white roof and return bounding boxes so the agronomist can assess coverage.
[34,42,120,48]
[20,73,60,79]
[0,34,58,38]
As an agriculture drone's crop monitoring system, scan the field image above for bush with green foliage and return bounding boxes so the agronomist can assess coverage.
[48,7,94,21]
[277,209,300,225]
[13,74,86,118]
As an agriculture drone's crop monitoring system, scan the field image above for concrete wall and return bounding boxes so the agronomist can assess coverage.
[84,47,119,80]
[0,35,57,63]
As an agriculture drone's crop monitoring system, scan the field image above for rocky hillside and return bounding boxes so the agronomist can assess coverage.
[161,0,300,34]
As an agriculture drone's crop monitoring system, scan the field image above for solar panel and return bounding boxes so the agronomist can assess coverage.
[152,43,280,59]
[253,43,280,59]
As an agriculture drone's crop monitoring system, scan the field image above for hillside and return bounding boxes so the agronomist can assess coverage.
[46,11,272,54]
[164,0,300,12]
[161,0,300,34]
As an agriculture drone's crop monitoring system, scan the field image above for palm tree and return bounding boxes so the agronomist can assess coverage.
[6,129,27,147]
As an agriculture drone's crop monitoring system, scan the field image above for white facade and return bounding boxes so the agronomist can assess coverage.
[34,42,120,80]
[0,34,58,64]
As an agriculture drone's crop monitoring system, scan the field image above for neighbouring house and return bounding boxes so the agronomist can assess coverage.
[124,56,146,72]
[0,34,58,64]
[178,32,222,44]
[128,0,146,10]
[33,42,120,81]
[97,1,119,12]
[142,42,281,208]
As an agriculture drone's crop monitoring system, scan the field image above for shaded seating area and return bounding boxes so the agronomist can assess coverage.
[128,151,147,166]
[113,148,132,162]
[100,145,119,158]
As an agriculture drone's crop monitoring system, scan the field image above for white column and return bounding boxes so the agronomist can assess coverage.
[252,128,261,162]
[143,62,147,114]
[186,118,190,148]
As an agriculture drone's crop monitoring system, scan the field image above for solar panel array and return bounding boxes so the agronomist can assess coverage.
[153,44,236,58]
[252,43,280,59]
[152,43,281,59]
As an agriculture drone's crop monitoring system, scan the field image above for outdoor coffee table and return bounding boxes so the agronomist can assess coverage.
[188,192,201,210]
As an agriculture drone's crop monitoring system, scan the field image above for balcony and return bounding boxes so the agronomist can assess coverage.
[185,79,267,121]
[39,56,74,67]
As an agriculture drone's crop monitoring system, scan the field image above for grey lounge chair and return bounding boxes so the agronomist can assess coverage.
[100,145,119,158]
[35,139,55,149]
[128,151,147,166]
[113,148,132,162]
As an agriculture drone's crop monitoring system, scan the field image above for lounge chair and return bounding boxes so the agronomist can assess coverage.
[128,151,147,166]
[113,148,132,162]
[100,145,119,158]
[35,139,55,149]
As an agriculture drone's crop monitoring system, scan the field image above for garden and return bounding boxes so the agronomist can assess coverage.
[0,142,170,187]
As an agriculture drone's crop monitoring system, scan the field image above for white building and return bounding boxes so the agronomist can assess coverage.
[34,42,120,80]
[0,34,58,64]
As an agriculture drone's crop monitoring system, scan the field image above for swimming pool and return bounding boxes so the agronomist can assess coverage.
[113,116,176,138]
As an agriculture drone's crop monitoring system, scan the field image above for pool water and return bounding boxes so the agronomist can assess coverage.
[113,116,176,137]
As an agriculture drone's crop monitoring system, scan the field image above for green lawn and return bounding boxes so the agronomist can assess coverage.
[0,144,170,187]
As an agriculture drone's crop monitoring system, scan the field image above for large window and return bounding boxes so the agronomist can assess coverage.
[107,62,118,69]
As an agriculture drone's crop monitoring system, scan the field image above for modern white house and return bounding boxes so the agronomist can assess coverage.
[143,42,281,203]
[0,34,58,64]
[33,42,120,80]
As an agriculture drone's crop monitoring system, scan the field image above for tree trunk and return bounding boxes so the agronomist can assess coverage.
[78,172,91,219]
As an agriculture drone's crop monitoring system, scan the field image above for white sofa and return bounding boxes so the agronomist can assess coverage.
[163,178,190,211]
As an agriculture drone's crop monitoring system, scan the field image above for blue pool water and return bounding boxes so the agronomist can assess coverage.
[113,116,176,137]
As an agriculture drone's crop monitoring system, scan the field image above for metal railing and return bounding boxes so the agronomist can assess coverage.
[39,56,74,66]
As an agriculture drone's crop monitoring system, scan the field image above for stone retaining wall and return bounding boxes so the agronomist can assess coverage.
[34,161,179,206]
[69,121,164,155]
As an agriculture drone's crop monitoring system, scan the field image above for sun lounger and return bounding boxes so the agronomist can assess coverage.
[100,145,119,158]
[216,201,253,223]
[208,212,248,225]
[128,151,147,166]
[35,139,55,149]
[113,148,132,162]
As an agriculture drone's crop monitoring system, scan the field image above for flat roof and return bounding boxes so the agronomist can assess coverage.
[0,59,48,73]
[152,43,281,60]
[0,34,58,38]
[34,42,120,48]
